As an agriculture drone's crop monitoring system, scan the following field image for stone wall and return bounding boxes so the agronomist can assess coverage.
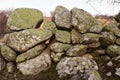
[0,5,120,80]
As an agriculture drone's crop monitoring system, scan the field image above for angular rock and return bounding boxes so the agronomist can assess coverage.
[51,52,65,62]
[99,32,116,48]
[71,8,97,33]
[71,29,83,44]
[50,42,71,52]
[107,45,120,57]
[56,57,98,79]
[54,5,71,29]
[103,23,120,37]
[7,62,15,73]
[89,24,104,33]
[16,44,46,62]
[1,45,17,61]
[17,48,51,75]
[40,21,56,34]
[4,29,52,52]
[82,33,101,48]
[116,38,120,45]
[55,30,71,43]
[66,44,87,56]
[0,56,6,71]
[115,11,120,23]
[7,8,43,30]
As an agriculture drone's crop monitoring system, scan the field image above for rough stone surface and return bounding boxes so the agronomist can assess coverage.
[7,62,15,73]
[50,42,71,52]
[103,23,120,37]
[71,29,83,44]
[54,5,71,29]
[7,8,43,30]
[82,33,101,48]
[40,21,56,34]
[16,44,46,62]
[71,8,97,33]
[4,29,52,52]
[107,45,120,57]
[51,52,65,62]
[0,56,6,71]
[1,45,17,61]
[56,57,98,79]
[89,24,104,33]
[17,48,51,75]
[66,44,87,56]
[55,30,71,43]
[69,70,102,80]
[99,32,116,48]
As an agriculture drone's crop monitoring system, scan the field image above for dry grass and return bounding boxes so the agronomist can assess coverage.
[95,15,117,25]
[0,10,12,34]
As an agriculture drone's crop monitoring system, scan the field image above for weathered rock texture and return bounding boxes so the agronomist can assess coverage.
[0,6,120,80]
[7,8,43,30]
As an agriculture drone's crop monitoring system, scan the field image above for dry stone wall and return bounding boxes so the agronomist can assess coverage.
[0,5,120,80]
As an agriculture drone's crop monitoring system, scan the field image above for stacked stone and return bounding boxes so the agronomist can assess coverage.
[0,5,119,80]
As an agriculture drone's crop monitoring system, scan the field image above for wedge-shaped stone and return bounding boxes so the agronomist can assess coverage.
[4,29,52,52]
[16,44,46,62]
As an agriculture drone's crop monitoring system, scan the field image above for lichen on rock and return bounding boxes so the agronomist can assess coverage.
[1,45,17,61]
[56,57,98,79]
[4,29,52,52]
[7,8,43,30]
[17,48,51,75]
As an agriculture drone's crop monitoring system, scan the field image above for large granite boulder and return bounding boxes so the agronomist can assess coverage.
[17,48,51,75]
[71,8,97,33]
[1,45,17,61]
[56,57,99,79]
[4,29,52,52]
[7,8,43,30]
[16,44,46,62]
[54,5,71,29]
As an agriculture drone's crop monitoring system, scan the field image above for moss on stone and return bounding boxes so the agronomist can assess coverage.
[7,8,43,30]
